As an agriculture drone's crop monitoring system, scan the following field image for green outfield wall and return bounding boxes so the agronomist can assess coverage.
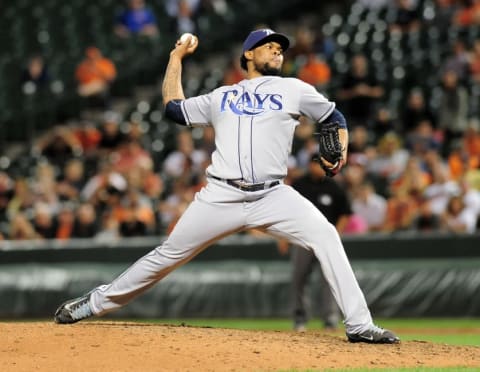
[1,233,479,318]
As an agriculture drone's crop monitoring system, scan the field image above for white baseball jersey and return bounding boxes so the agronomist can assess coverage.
[180,76,335,182]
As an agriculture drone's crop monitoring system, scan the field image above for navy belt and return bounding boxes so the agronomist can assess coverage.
[209,175,280,192]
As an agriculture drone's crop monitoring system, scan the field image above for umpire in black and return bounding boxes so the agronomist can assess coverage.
[288,154,352,331]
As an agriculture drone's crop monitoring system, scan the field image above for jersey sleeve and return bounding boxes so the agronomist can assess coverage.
[181,93,212,127]
[297,81,335,123]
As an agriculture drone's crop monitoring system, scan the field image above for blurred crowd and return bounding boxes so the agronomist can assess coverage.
[3,0,480,241]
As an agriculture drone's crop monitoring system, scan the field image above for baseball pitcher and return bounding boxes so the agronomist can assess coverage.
[54,28,399,344]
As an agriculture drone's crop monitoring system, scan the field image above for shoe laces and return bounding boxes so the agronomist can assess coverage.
[369,324,387,335]
[68,298,92,320]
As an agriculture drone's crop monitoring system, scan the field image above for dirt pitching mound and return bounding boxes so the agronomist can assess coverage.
[2,322,479,371]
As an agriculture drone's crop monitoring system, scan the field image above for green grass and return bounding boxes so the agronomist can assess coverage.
[289,369,480,372]
[135,317,480,347]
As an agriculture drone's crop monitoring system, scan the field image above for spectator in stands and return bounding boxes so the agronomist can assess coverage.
[75,47,117,109]
[9,213,40,240]
[367,132,410,182]
[21,54,50,90]
[405,120,442,157]
[288,26,315,62]
[336,54,384,128]
[459,175,480,218]
[291,115,316,166]
[389,0,422,34]
[73,121,102,158]
[294,136,320,172]
[222,52,246,86]
[401,88,436,134]
[342,156,369,195]
[431,0,458,29]
[447,138,480,180]
[7,178,35,220]
[283,26,315,77]
[347,126,372,164]
[81,160,128,212]
[453,0,480,27]
[56,159,85,202]
[94,211,120,241]
[468,38,480,82]
[462,119,480,158]
[351,180,388,232]
[32,202,57,239]
[98,111,126,153]
[72,203,98,238]
[118,190,154,237]
[34,126,83,169]
[371,106,397,141]
[124,119,151,150]
[0,172,14,225]
[296,52,331,90]
[382,182,420,232]
[114,0,159,39]
[423,153,460,215]
[158,178,195,233]
[409,198,442,232]
[441,39,470,83]
[124,163,164,203]
[163,129,208,183]
[119,207,148,237]
[437,69,470,154]
[441,194,477,233]
[111,137,154,175]
[55,204,76,240]
[31,162,59,211]
[390,156,431,201]
[164,0,201,35]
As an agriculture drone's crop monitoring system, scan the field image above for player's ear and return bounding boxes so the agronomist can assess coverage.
[244,50,253,63]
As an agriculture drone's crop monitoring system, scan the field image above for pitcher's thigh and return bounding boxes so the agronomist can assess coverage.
[167,198,246,251]
[252,185,335,246]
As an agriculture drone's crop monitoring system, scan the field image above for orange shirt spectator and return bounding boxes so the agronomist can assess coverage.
[382,187,420,232]
[454,0,480,27]
[75,47,117,97]
[297,53,331,88]
[463,122,480,157]
[56,207,76,240]
[448,147,479,180]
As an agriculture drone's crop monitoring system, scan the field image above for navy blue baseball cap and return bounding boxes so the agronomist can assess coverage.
[240,28,290,70]
[242,28,290,53]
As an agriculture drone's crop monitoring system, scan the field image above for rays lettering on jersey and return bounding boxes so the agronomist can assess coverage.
[220,89,283,116]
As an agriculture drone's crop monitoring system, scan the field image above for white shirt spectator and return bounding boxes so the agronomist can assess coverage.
[352,182,387,231]
[423,181,460,215]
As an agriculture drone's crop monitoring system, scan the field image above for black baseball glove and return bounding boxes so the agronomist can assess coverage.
[314,121,344,177]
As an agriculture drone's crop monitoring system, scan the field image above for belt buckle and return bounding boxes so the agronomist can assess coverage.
[238,181,256,191]
[235,180,262,192]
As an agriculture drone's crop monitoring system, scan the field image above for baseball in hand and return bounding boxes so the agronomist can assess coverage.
[179,33,197,47]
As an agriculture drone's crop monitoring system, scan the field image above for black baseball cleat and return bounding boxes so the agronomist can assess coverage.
[346,325,400,344]
[54,294,93,324]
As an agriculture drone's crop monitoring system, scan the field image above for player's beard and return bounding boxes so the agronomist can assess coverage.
[256,62,281,76]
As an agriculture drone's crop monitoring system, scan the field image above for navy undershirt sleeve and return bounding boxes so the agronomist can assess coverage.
[321,108,347,129]
[165,99,187,125]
